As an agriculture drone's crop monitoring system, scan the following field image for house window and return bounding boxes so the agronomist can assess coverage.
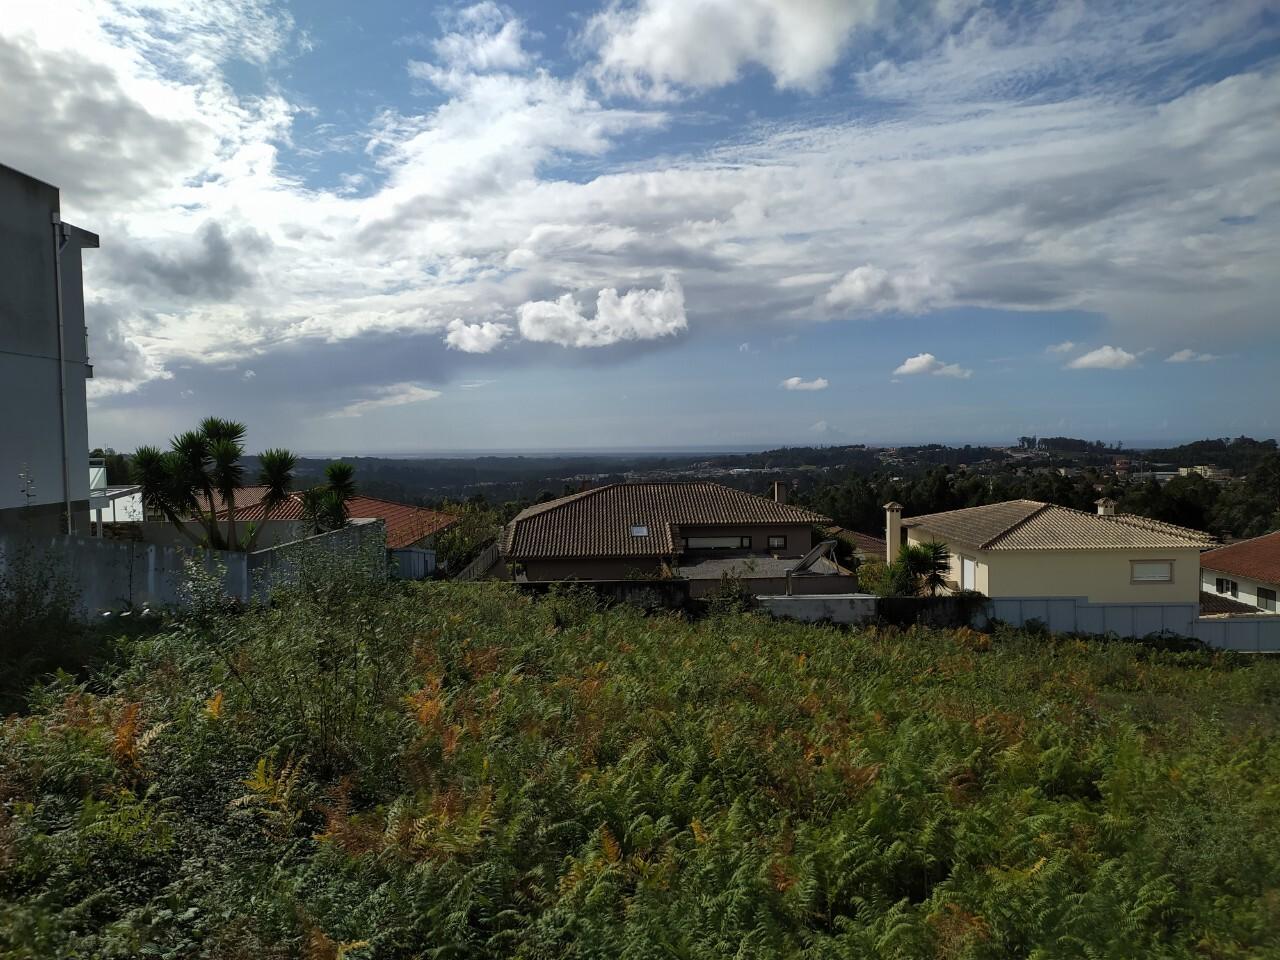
[630,525,649,537]
[767,535,787,551]
[683,535,751,550]
[961,556,976,591]
[1259,588,1277,612]
[1216,577,1239,598]
[1131,560,1173,583]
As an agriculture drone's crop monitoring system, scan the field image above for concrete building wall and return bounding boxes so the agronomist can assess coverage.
[1200,568,1278,611]
[0,164,96,537]
[520,557,664,581]
[907,528,1201,604]
[679,523,815,555]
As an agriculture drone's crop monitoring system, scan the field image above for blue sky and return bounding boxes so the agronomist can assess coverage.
[4,0,1278,453]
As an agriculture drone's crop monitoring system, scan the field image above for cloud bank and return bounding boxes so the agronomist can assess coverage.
[4,0,1275,414]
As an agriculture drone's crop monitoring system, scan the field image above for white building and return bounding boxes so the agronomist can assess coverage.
[1200,531,1280,613]
[0,164,98,537]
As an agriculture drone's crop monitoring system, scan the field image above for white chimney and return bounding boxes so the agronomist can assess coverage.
[772,480,788,504]
[1095,497,1117,517]
[884,502,903,564]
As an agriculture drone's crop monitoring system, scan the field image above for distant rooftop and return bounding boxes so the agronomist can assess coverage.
[1200,531,1280,586]
[501,481,828,559]
[904,499,1216,550]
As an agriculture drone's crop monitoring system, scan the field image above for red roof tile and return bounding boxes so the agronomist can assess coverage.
[1199,531,1280,586]
[222,494,459,550]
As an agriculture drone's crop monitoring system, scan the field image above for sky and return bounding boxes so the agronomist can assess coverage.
[4,0,1279,454]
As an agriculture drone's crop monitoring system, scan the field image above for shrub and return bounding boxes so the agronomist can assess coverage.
[2,577,1280,957]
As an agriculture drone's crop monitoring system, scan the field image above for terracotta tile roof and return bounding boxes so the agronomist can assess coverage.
[1199,531,1280,586]
[222,494,459,550]
[904,499,1216,550]
[1200,590,1266,616]
[191,485,272,516]
[824,526,887,557]
[501,481,829,559]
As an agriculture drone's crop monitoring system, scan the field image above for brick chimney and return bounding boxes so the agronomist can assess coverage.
[884,502,903,564]
[1095,497,1117,517]
[772,480,788,504]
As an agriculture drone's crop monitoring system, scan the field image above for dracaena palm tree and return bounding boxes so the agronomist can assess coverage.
[896,541,952,596]
[202,418,247,550]
[299,462,358,536]
[243,448,299,552]
[131,420,295,552]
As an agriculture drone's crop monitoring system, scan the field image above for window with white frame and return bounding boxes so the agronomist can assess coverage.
[1131,560,1173,583]
[1259,587,1277,612]
[630,525,649,537]
[1215,577,1239,598]
[961,556,976,591]
[767,535,786,551]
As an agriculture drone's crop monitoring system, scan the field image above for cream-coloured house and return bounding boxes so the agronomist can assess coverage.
[884,498,1216,604]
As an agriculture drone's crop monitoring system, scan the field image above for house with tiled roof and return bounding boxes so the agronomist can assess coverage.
[1199,531,1280,613]
[886,498,1216,605]
[499,481,855,596]
[218,494,459,578]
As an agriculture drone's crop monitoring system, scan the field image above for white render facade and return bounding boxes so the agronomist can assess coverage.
[1201,567,1279,613]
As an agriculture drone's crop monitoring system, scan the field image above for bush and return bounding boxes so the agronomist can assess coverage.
[0,541,103,714]
[3,577,1280,957]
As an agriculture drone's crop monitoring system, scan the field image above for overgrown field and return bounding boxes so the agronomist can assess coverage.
[3,578,1280,958]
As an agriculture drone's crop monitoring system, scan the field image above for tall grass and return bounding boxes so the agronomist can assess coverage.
[2,578,1278,958]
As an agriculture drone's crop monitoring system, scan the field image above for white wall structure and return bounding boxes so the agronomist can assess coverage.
[1200,568,1279,612]
[0,519,387,619]
[0,164,98,537]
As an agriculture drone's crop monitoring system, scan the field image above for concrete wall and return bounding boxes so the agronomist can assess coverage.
[987,596,1199,638]
[0,519,387,619]
[390,547,436,580]
[0,164,95,537]
[907,528,1202,604]
[687,573,857,599]
[1193,616,1280,652]
[756,594,878,624]
[1200,568,1278,611]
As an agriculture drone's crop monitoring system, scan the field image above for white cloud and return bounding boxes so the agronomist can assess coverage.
[330,382,442,418]
[409,3,531,91]
[1165,348,1219,363]
[242,369,256,380]
[824,265,951,315]
[1067,345,1139,370]
[9,0,1276,412]
[893,353,972,379]
[458,379,495,389]
[587,0,880,99]
[1046,341,1076,354]
[781,376,829,391]
[444,318,511,353]
[517,275,686,347]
